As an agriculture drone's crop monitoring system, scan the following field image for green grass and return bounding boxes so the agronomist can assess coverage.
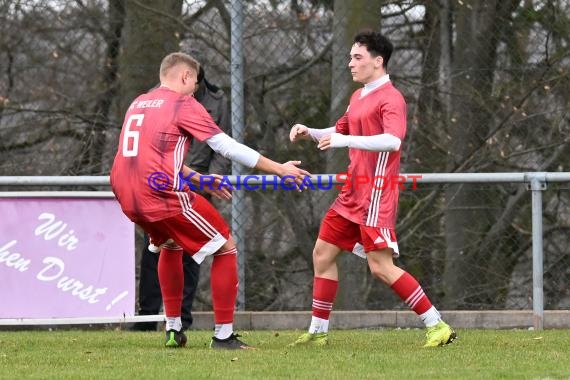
[1,329,569,379]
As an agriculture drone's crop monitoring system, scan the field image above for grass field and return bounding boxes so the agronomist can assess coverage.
[1,329,569,379]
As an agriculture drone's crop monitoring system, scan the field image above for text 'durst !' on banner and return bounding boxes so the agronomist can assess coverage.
[0,198,135,318]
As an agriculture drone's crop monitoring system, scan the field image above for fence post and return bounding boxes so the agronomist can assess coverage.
[230,0,246,310]
[527,172,547,330]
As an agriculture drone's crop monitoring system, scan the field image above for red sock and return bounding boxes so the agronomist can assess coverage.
[312,277,338,319]
[390,272,432,315]
[211,247,238,324]
[157,248,184,317]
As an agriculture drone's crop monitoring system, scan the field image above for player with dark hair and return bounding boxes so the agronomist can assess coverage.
[289,30,456,348]
[111,52,309,349]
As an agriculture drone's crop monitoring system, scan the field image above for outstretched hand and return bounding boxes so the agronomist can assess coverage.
[289,124,311,143]
[280,160,311,191]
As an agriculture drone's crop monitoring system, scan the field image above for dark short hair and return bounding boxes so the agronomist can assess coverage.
[354,30,393,68]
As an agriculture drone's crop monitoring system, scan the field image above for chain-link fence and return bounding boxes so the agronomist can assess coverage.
[1,1,569,313]
[2,173,569,316]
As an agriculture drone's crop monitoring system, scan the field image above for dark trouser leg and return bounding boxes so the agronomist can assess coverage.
[133,235,162,331]
[181,253,200,330]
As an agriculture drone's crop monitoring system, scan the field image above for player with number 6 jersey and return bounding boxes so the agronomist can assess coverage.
[111,86,222,223]
[110,52,309,350]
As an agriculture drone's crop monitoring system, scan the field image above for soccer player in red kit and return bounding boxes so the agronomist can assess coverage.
[289,30,456,347]
[111,52,309,349]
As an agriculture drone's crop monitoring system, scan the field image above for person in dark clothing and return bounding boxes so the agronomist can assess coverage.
[131,65,231,331]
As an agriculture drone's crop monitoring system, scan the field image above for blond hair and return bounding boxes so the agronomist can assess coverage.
[159,52,200,79]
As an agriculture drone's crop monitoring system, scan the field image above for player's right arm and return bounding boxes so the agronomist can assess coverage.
[205,133,310,189]
[289,124,336,143]
[179,98,311,188]
[290,107,349,143]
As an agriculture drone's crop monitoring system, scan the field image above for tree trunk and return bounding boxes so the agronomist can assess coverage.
[443,0,519,308]
[402,0,445,297]
[118,0,183,114]
[72,0,126,175]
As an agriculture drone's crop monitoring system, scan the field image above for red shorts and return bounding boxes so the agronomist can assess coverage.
[138,193,230,263]
[318,209,399,258]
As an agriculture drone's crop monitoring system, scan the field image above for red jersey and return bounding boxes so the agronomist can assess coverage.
[110,87,222,223]
[331,81,407,228]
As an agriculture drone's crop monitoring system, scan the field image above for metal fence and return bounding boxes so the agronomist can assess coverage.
[2,172,570,330]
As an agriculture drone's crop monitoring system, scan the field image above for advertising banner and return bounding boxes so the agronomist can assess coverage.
[0,198,135,318]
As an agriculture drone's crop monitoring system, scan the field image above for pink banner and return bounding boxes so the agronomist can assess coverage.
[0,198,135,318]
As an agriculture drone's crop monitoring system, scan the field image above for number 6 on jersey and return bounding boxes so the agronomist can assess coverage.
[122,114,144,157]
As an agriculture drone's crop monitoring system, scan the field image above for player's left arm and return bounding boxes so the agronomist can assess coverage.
[317,132,401,152]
